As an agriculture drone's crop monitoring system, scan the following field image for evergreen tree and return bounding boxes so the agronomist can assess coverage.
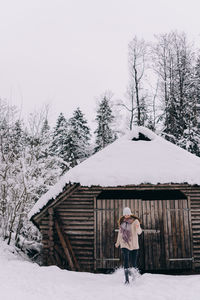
[94,95,117,153]
[40,119,51,159]
[9,120,26,160]
[50,113,66,157]
[68,107,91,163]
[50,113,71,172]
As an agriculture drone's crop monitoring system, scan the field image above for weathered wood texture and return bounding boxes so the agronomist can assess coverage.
[34,183,80,223]
[96,198,192,271]
[98,184,200,270]
[48,208,55,265]
[187,192,200,269]
[55,218,75,270]
[38,187,101,271]
[35,184,200,272]
[96,198,142,269]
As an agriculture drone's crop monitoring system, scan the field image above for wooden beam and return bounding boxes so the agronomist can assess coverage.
[94,196,97,271]
[48,208,55,265]
[55,214,80,271]
[55,218,75,271]
[54,244,64,267]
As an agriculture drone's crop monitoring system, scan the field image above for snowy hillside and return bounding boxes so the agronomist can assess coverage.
[1,240,200,300]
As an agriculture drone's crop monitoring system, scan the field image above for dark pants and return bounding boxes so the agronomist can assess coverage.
[121,248,138,269]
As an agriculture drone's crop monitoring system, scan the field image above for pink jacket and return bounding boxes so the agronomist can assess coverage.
[115,219,142,250]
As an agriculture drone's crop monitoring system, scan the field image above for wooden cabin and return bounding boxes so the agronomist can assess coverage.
[29,127,200,273]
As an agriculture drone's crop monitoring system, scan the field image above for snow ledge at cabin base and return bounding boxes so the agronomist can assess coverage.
[28,126,200,219]
[1,240,200,300]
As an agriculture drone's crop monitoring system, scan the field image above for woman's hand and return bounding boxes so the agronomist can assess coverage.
[135,219,142,235]
[135,219,140,228]
[115,243,119,248]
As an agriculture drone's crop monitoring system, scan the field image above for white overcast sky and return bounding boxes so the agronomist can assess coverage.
[1,0,200,126]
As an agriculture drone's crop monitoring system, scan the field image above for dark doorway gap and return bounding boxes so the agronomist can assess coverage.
[97,189,187,200]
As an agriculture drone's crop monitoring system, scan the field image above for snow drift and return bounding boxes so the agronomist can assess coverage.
[1,240,200,300]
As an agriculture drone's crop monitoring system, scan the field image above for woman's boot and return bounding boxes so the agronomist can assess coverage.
[124,268,129,284]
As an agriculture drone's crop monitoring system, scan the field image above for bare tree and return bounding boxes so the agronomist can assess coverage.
[128,36,149,126]
[153,31,195,140]
[117,36,149,130]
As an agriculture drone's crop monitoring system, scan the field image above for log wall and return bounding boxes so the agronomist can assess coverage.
[35,184,200,272]
[187,190,200,269]
[37,187,100,271]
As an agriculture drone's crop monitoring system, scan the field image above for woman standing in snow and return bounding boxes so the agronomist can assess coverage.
[115,207,142,284]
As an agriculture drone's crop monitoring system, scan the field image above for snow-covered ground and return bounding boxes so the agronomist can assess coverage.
[1,241,200,300]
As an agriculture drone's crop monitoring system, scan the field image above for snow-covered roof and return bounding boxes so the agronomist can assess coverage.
[29,126,200,219]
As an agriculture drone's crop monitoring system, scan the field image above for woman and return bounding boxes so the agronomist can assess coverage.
[115,207,142,284]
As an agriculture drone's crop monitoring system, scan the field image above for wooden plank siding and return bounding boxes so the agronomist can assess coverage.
[96,198,143,270]
[164,199,192,270]
[188,192,200,269]
[38,187,101,271]
[34,184,200,272]
[142,199,163,271]
[96,197,192,271]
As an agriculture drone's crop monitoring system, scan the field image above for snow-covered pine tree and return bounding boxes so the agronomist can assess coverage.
[50,113,66,157]
[94,95,117,153]
[50,113,71,172]
[68,107,91,164]
[8,120,25,160]
[40,118,50,159]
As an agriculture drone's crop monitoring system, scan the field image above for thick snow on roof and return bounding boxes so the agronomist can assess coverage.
[29,126,200,219]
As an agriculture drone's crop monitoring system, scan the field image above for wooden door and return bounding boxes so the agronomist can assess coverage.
[142,199,165,270]
[163,199,193,270]
[142,198,193,271]
[95,197,193,271]
[95,198,143,270]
